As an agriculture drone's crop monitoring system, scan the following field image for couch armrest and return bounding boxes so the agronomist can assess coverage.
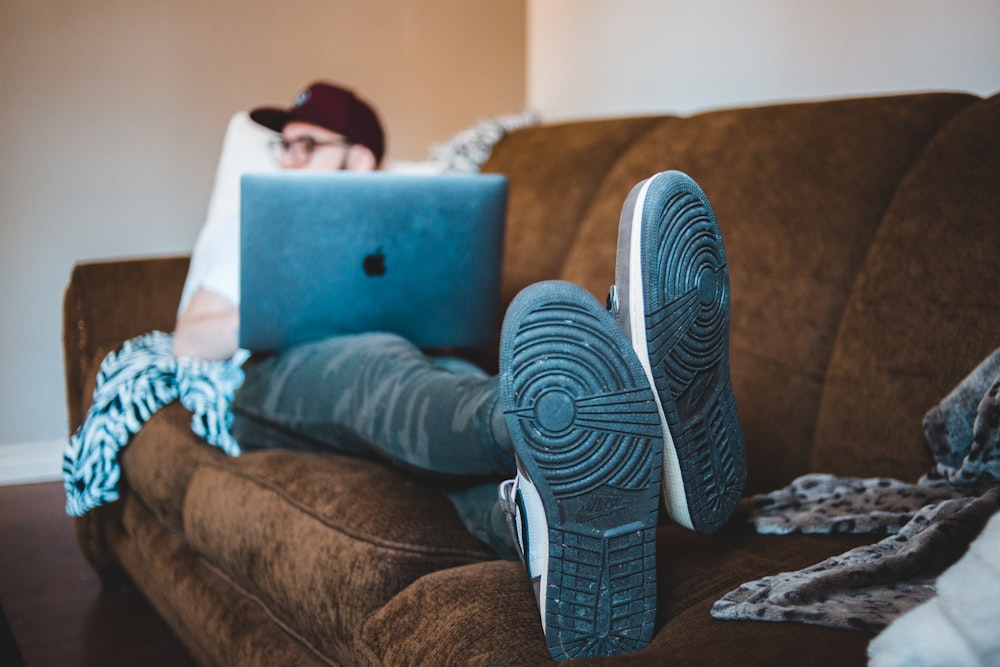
[63,256,190,433]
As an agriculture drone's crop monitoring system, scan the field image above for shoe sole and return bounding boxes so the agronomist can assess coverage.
[500,280,662,661]
[613,171,746,534]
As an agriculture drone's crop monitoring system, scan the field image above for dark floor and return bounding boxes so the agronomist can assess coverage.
[0,481,196,666]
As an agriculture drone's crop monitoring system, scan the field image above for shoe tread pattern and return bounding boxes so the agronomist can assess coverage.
[641,174,747,534]
[501,281,661,660]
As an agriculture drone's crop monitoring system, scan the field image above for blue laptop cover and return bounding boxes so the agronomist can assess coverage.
[239,171,507,352]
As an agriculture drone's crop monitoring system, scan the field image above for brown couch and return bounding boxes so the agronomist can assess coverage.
[64,91,1000,666]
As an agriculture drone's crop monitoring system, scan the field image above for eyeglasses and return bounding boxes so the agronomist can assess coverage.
[269,135,352,163]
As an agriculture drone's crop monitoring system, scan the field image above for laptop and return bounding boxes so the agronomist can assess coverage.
[239,171,508,353]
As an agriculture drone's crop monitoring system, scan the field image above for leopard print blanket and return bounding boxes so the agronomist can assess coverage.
[712,348,1000,634]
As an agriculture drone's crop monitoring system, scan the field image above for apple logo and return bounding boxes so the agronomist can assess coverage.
[363,248,387,277]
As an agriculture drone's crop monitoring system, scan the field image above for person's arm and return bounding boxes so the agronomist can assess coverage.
[172,288,240,361]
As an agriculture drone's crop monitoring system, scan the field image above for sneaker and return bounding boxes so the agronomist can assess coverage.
[498,280,662,661]
[608,170,747,534]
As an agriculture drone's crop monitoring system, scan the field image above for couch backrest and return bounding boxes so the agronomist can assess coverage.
[484,92,998,492]
[811,92,1000,482]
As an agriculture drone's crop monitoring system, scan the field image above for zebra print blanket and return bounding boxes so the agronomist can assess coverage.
[63,331,249,516]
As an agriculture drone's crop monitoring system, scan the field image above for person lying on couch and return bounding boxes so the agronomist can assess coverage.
[172,80,748,661]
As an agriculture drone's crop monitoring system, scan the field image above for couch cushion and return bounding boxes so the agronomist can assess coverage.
[112,385,498,663]
[119,403,226,532]
[554,94,976,493]
[813,93,1000,480]
[181,449,494,663]
[115,492,332,666]
[357,526,877,666]
[73,353,225,566]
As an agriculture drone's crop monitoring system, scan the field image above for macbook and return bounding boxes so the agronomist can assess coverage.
[239,171,507,352]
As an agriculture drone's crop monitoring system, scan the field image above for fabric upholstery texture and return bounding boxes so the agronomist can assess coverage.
[63,91,999,665]
[812,92,1000,481]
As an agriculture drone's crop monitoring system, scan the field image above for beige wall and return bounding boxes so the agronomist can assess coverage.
[528,0,1000,120]
[7,0,999,460]
[0,0,526,447]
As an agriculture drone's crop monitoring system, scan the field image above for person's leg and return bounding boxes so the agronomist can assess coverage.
[232,332,513,478]
[498,171,748,660]
[229,171,747,662]
[609,170,747,534]
[442,482,519,561]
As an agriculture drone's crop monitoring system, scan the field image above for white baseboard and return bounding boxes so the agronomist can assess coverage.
[0,439,66,485]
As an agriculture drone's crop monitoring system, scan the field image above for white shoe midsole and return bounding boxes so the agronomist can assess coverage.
[513,470,549,630]
[622,175,693,530]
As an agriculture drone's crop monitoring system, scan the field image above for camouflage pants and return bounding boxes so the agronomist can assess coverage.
[231,332,517,558]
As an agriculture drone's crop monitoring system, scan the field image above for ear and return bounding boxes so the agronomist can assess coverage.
[345,144,378,172]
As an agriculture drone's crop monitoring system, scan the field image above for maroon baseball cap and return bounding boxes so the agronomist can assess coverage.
[250,82,386,165]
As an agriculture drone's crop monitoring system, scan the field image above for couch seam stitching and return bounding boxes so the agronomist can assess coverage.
[192,462,496,560]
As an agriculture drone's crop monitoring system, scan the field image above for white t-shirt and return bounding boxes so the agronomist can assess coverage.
[178,112,278,317]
